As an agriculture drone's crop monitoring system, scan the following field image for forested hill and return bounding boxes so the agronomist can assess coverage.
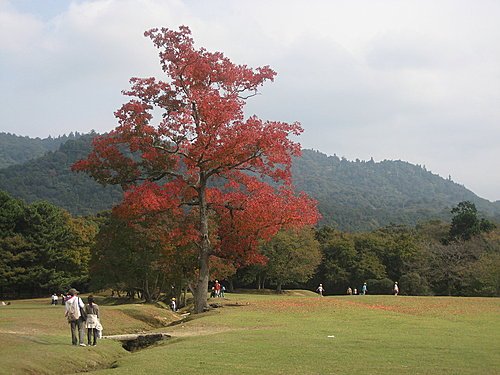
[0,132,82,169]
[293,150,500,230]
[0,134,122,215]
[0,134,499,230]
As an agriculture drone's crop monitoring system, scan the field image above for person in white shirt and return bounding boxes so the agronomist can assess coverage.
[316,284,325,296]
[170,297,177,312]
[393,282,399,296]
[65,288,86,346]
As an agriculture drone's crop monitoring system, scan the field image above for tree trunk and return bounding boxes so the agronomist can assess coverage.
[182,286,187,308]
[194,246,210,312]
[143,279,152,303]
[193,181,210,313]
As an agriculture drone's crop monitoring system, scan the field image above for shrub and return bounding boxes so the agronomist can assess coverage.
[399,272,432,296]
[365,278,394,294]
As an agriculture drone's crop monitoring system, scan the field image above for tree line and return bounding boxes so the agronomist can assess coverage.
[2,190,497,301]
[0,191,98,298]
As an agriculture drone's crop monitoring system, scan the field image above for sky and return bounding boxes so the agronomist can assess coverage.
[1,0,499,201]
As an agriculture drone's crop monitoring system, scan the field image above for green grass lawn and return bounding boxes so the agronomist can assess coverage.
[1,293,499,374]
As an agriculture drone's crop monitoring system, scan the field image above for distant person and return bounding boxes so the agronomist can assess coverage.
[85,295,100,346]
[353,288,358,295]
[214,280,221,297]
[60,293,66,306]
[361,283,367,295]
[51,293,59,306]
[347,287,352,295]
[170,297,177,312]
[316,284,325,296]
[220,285,226,298]
[393,282,399,296]
[65,288,86,346]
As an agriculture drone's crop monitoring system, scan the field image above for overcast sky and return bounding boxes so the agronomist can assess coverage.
[1,0,499,201]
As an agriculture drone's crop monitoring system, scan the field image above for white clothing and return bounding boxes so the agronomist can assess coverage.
[65,296,84,320]
[85,303,100,328]
[86,314,99,328]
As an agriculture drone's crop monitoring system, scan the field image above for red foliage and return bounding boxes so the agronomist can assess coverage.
[208,174,320,266]
[72,26,320,306]
[209,255,237,281]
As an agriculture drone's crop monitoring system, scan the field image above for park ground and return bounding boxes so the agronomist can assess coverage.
[0,291,499,374]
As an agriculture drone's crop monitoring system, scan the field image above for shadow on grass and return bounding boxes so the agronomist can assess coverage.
[94,296,146,306]
[233,288,317,297]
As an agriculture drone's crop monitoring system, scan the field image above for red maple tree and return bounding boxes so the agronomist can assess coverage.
[73,26,320,312]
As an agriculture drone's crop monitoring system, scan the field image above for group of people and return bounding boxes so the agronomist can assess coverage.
[210,280,225,298]
[317,281,400,296]
[51,293,66,306]
[346,283,368,295]
[64,288,102,346]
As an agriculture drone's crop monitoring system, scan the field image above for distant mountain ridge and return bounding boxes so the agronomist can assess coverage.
[0,133,498,230]
[293,150,500,230]
[0,132,82,169]
[0,133,122,216]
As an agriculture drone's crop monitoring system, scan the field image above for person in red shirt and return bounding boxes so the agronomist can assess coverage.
[214,280,221,297]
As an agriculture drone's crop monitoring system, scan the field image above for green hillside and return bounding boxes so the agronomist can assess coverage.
[0,135,498,230]
[0,134,122,215]
[293,150,500,230]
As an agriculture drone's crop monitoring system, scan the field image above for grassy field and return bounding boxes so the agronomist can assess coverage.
[0,292,499,374]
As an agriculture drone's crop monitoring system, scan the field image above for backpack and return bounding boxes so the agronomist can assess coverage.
[79,298,87,321]
[67,298,79,321]
[67,297,87,321]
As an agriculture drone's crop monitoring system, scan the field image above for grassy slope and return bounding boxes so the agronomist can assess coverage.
[93,293,499,375]
[1,293,499,374]
[0,296,178,374]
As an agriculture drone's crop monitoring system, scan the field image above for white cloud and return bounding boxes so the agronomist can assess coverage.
[0,10,42,53]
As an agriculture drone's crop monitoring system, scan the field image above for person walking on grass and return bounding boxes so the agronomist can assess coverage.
[393,282,399,296]
[85,295,100,346]
[361,282,367,295]
[316,283,325,296]
[65,288,86,346]
[170,297,177,312]
[214,280,221,297]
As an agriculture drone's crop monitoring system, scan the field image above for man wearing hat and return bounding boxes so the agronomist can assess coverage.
[65,288,86,346]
